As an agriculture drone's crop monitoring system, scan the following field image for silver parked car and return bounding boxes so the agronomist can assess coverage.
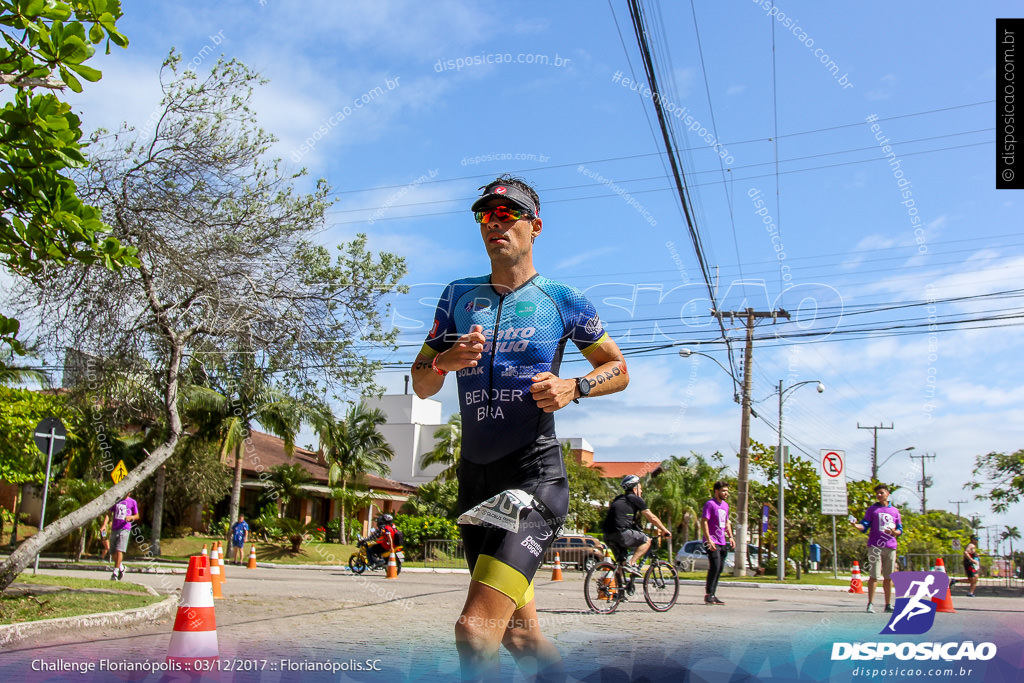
[674,540,779,572]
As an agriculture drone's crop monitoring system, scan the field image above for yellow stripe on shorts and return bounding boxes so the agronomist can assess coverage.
[473,555,535,610]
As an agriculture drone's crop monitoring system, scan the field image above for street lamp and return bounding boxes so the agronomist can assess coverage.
[677,348,738,396]
[679,347,760,574]
[774,379,825,580]
[877,446,915,472]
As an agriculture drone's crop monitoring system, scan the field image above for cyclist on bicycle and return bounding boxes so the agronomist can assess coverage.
[602,474,671,576]
[364,513,397,565]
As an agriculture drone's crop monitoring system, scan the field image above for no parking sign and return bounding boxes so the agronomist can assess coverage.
[819,449,848,515]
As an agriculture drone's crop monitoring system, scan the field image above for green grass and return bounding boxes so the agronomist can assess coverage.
[13,574,151,593]
[2,575,163,625]
[0,591,161,625]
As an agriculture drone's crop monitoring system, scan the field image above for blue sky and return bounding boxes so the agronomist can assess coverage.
[56,1,1024,533]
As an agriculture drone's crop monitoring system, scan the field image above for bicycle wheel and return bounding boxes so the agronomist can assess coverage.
[584,561,623,614]
[348,553,367,575]
[643,560,679,612]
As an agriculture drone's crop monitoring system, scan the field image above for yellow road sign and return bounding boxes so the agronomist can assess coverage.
[111,460,128,484]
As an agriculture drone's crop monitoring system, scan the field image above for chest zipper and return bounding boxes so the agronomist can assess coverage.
[486,293,507,418]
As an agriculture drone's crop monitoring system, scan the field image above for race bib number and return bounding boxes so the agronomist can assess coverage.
[458,489,536,533]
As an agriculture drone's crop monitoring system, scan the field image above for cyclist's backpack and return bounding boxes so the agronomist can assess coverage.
[392,527,405,546]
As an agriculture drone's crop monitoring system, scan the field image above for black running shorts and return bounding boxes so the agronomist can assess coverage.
[458,435,569,609]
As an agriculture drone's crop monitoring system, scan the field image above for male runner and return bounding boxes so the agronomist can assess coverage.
[963,535,980,597]
[850,483,903,613]
[101,490,139,581]
[411,175,628,681]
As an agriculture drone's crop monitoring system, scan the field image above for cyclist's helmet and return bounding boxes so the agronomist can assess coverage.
[377,513,394,526]
[621,474,640,491]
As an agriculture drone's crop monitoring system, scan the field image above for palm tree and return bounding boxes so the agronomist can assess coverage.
[54,479,108,561]
[1001,526,1020,561]
[263,463,313,517]
[419,413,461,482]
[644,462,685,558]
[316,401,394,544]
[184,357,303,538]
[661,453,728,544]
[0,349,51,387]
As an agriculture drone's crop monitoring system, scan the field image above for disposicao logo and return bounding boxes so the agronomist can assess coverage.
[831,570,997,662]
[882,570,947,635]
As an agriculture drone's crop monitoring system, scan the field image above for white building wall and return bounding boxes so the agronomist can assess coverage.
[365,394,447,486]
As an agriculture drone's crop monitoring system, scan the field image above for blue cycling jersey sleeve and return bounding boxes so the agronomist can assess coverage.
[419,274,611,464]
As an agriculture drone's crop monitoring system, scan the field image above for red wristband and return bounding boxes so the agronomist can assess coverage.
[431,355,447,376]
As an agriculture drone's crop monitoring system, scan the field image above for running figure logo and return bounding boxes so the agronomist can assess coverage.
[881,571,949,635]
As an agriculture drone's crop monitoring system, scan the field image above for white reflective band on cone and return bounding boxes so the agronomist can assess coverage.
[166,630,219,658]
[179,582,215,609]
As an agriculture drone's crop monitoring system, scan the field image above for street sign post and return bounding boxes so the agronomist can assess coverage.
[820,449,848,580]
[32,417,67,574]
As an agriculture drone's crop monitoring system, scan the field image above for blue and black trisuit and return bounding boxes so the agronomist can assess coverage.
[420,273,612,608]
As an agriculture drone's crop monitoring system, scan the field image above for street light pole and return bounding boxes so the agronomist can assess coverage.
[777,381,785,582]
[775,379,824,581]
[877,446,916,473]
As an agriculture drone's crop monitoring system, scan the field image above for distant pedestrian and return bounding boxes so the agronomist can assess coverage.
[850,483,902,613]
[102,491,139,581]
[701,481,734,605]
[963,535,980,597]
[230,514,250,565]
[97,523,110,563]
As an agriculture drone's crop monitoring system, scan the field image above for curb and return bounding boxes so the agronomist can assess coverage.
[0,588,177,649]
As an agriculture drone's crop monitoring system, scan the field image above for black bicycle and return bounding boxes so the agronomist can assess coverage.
[584,536,679,613]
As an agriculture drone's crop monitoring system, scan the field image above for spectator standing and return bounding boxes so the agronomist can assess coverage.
[702,481,734,605]
[850,483,903,613]
[230,514,250,565]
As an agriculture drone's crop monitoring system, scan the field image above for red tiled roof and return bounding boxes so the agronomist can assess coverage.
[588,461,663,479]
[239,431,415,494]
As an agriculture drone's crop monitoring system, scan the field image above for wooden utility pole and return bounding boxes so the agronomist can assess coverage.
[713,307,789,576]
[911,452,937,514]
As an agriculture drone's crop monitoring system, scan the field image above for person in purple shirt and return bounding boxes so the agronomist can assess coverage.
[850,483,903,613]
[701,481,734,605]
[100,492,139,581]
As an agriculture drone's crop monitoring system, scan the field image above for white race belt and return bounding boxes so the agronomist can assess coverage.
[458,489,537,533]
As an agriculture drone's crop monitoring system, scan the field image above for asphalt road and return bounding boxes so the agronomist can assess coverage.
[3,565,1021,682]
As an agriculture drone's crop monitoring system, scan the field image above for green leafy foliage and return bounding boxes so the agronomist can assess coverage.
[562,441,610,532]
[133,437,231,532]
[392,513,459,555]
[971,449,1024,514]
[0,385,75,485]
[404,478,459,520]
[262,463,312,512]
[419,413,460,481]
[0,0,136,356]
[277,517,321,552]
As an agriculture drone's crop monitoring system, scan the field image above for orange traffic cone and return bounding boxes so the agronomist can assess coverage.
[209,546,223,599]
[932,558,956,613]
[385,551,398,579]
[216,542,227,581]
[247,544,258,570]
[167,555,218,667]
[201,543,208,558]
[550,552,563,582]
[599,565,617,601]
[848,561,865,593]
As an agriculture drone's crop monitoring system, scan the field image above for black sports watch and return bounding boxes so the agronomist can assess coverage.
[573,377,591,404]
